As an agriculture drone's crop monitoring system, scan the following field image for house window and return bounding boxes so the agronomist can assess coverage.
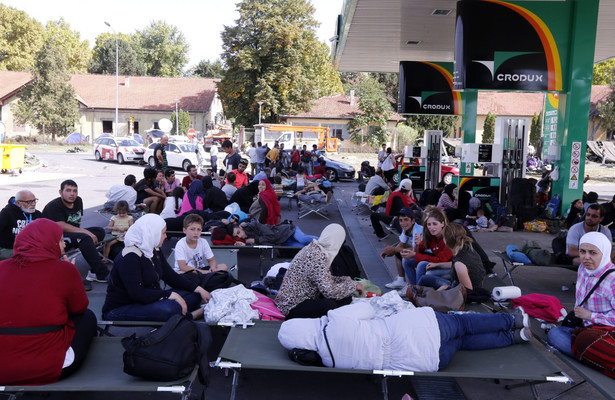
[102,120,113,133]
[332,128,343,139]
[153,121,160,130]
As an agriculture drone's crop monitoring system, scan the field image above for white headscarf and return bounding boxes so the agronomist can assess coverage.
[579,232,613,275]
[123,214,166,258]
[316,224,346,267]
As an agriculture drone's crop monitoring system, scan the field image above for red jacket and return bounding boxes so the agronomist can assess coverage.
[415,236,453,264]
[385,191,411,216]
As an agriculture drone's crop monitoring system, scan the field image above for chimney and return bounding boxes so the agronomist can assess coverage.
[124,77,130,87]
[350,89,355,106]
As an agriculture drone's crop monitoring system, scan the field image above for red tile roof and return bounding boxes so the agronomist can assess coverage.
[0,71,219,111]
[283,94,404,121]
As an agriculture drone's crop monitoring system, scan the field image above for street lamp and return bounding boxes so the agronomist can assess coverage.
[257,101,263,125]
[174,98,179,135]
[104,21,118,136]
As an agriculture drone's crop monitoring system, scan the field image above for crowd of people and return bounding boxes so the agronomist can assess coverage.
[1,137,614,389]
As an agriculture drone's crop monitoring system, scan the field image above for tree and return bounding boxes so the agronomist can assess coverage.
[218,0,342,127]
[171,109,192,135]
[598,85,615,137]
[404,115,459,137]
[593,59,615,86]
[188,59,225,79]
[0,5,45,71]
[529,111,542,148]
[340,72,398,110]
[136,21,189,77]
[88,33,146,76]
[13,41,80,142]
[347,75,392,148]
[396,124,420,150]
[483,112,496,143]
[44,18,91,73]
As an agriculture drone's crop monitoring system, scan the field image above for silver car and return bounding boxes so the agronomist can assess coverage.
[144,143,200,171]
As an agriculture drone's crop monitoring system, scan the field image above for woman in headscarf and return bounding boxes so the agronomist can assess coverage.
[0,218,97,385]
[548,232,615,356]
[565,199,584,229]
[437,183,460,221]
[202,175,228,212]
[230,180,260,213]
[274,224,364,319]
[102,214,211,321]
[256,178,281,225]
[177,179,205,216]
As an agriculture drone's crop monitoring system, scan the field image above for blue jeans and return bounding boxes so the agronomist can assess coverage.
[283,226,318,247]
[419,269,452,289]
[414,261,429,285]
[257,162,266,173]
[402,258,417,285]
[103,290,201,321]
[435,312,515,369]
[547,326,574,357]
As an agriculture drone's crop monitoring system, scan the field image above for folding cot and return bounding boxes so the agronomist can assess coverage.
[492,250,577,285]
[214,320,572,400]
[297,191,334,220]
[0,336,199,400]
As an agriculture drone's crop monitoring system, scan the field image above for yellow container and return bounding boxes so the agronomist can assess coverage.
[0,144,26,170]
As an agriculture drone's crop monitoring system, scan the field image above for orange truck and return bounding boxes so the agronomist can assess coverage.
[254,124,339,153]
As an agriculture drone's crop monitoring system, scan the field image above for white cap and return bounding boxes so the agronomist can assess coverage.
[400,179,412,191]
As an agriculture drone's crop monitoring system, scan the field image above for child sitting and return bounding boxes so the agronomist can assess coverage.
[104,200,133,258]
[475,207,489,229]
[174,214,228,287]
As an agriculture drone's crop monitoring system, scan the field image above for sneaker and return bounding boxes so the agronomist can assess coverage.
[83,279,92,292]
[385,276,406,289]
[326,191,333,204]
[514,327,532,343]
[86,271,108,283]
[512,306,529,329]
[397,285,409,298]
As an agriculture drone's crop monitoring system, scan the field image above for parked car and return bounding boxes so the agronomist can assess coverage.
[93,136,145,164]
[144,142,200,171]
[320,156,355,181]
[394,154,459,185]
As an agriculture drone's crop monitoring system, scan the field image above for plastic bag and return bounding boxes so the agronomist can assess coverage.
[523,220,548,232]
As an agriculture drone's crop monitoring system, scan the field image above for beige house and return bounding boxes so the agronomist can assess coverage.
[280,93,404,150]
[471,86,612,142]
[0,71,224,141]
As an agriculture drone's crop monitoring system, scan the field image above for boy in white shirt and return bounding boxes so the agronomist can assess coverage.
[174,214,228,274]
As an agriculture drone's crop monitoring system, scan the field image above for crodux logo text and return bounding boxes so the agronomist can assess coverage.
[422,104,451,110]
[496,73,544,82]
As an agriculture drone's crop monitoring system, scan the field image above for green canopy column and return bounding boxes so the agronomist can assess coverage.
[552,0,599,208]
[461,90,478,175]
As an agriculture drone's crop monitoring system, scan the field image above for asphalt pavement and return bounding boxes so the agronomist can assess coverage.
[3,151,612,399]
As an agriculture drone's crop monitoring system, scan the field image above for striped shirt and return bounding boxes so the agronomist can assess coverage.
[576,263,615,326]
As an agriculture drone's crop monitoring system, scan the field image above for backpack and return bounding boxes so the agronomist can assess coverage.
[250,291,285,320]
[544,194,561,219]
[573,326,615,378]
[330,243,361,278]
[301,151,311,163]
[122,314,212,384]
[183,270,242,292]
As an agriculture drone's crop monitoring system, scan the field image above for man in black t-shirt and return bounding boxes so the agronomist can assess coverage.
[135,167,165,214]
[42,179,108,282]
[222,139,241,173]
[154,134,169,170]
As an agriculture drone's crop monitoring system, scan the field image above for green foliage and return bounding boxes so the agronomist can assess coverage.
[188,59,226,78]
[0,5,45,71]
[347,75,393,148]
[593,59,615,86]
[171,109,192,134]
[44,18,91,73]
[218,0,342,127]
[88,33,146,76]
[404,115,459,137]
[396,124,420,149]
[136,21,189,77]
[530,111,542,148]
[13,40,80,142]
[340,72,398,110]
[598,85,615,135]
[483,112,496,143]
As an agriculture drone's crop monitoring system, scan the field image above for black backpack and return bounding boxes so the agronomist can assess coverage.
[330,244,361,278]
[183,270,242,292]
[122,314,212,384]
[301,151,311,163]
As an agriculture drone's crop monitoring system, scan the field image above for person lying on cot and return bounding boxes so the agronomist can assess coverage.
[102,214,211,322]
[278,301,531,371]
[0,218,97,385]
[228,219,318,247]
[275,224,363,319]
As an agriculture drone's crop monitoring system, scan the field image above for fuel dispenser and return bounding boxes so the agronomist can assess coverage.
[495,118,529,207]
[398,130,442,191]
[459,143,503,206]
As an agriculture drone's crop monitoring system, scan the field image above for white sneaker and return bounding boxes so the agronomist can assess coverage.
[384,276,406,289]
[86,271,108,283]
[397,285,409,298]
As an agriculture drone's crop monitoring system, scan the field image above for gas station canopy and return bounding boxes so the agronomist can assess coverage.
[333,0,615,73]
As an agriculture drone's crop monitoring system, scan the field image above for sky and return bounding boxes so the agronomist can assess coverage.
[1,0,345,68]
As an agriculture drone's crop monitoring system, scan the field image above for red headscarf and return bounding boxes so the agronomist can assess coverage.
[259,179,281,225]
[12,218,63,265]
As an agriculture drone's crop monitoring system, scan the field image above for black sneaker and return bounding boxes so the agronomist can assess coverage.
[83,279,92,292]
